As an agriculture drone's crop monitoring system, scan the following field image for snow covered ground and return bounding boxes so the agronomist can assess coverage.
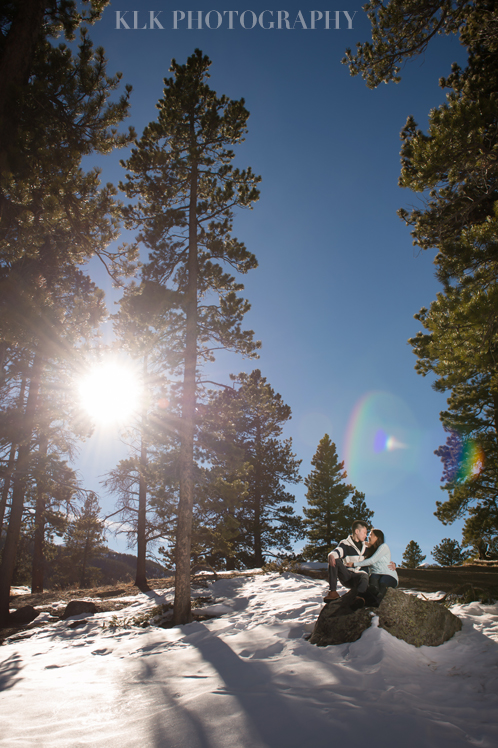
[1,572,497,748]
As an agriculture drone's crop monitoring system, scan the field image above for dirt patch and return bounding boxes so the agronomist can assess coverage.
[1,571,264,642]
[1,578,177,643]
[8,576,176,611]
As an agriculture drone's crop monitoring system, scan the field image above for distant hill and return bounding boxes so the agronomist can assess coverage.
[0,532,171,588]
[90,550,170,585]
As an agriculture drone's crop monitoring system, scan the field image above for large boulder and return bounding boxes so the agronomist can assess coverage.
[310,587,462,648]
[61,600,98,620]
[377,587,462,646]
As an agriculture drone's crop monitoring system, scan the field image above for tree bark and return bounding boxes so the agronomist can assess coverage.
[0,375,27,530]
[31,432,48,593]
[135,355,149,590]
[0,351,43,625]
[253,416,263,567]
[173,144,198,625]
[0,444,17,532]
[80,535,91,588]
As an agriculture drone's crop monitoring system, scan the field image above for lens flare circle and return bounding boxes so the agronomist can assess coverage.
[373,429,407,453]
[78,362,141,425]
[345,391,420,495]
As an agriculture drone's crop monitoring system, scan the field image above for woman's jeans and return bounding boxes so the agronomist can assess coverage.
[367,573,397,606]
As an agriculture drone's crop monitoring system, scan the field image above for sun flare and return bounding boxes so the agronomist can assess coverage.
[78,362,142,425]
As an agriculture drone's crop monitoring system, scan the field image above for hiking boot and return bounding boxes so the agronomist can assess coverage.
[323,590,341,602]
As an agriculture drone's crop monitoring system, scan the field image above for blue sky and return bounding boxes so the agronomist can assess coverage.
[76,1,470,563]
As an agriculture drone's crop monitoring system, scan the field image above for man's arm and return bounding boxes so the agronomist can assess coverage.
[328,542,346,567]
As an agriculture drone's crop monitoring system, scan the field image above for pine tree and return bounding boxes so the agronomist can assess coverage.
[186,464,247,571]
[401,540,426,569]
[198,370,302,568]
[102,350,151,592]
[344,1,498,547]
[301,435,373,560]
[0,2,134,251]
[29,438,77,593]
[432,538,469,566]
[462,505,498,560]
[412,280,498,537]
[0,1,110,178]
[107,279,182,589]
[63,493,106,588]
[0,20,134,624]
[343,1,494,88]
[192,419,249,570]
[120,50,261,623]
[0,264,108,620]
[402,45,498,544]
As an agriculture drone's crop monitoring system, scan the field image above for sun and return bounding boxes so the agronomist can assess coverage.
[78,361,142,425]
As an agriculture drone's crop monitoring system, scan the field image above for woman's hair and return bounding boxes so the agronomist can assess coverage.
[364,528,384,558]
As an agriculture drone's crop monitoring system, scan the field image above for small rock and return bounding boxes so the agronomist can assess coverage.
[9,605,40,625]
[61,600,98,620]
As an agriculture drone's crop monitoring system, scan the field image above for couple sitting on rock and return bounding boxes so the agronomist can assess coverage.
[323,520,398,608]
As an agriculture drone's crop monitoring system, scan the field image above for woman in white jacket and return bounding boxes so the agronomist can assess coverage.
[346,529,398,605]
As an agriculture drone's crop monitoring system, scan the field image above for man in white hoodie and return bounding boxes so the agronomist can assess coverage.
[323,520,370,603]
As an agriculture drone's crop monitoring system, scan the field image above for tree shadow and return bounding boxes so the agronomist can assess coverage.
[120,621,322,748]
[0,652,23,691]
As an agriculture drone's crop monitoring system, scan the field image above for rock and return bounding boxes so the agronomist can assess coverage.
[311,604,372,646]
[310,587,462,648]
[9,605,40,625]
[377,588,462,647]
[310,587,370,646]
[61,600,98,620]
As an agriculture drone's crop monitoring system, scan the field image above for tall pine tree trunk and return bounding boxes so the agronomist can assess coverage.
[0,443,16,532]
[31,432,48,593]
[0,375,27,530]
[135,355,149,590]
[173,149,198,625]
[0,351,43,624]
[80,534,91,588]
[253,416,263,567]
[0,341,7,381]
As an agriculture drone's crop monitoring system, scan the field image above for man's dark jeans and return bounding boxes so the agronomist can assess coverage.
[328,558,368,594]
